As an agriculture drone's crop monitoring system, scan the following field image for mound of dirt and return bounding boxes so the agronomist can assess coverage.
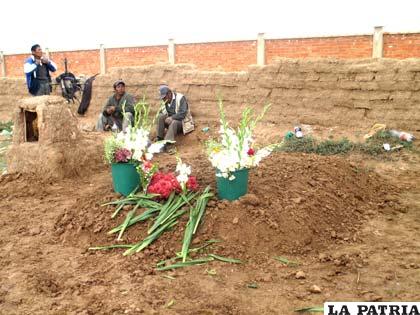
[53,152,400,269]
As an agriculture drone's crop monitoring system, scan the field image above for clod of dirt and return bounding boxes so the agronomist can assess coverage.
[240,194,260,206]
[309,285,322,294]
[295,271,306,279]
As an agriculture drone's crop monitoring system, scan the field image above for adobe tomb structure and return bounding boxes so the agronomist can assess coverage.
[7,96,103,179]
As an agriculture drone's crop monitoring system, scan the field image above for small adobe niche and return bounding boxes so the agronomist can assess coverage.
[11,96,79,145]
[23,109,39,142]
[7,96,82,179]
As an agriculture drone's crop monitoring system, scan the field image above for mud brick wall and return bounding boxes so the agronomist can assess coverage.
[0,78,28,121]
[87,59,420,131]
[1,59,419,131]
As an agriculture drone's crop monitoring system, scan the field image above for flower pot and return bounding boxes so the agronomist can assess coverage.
[216,168,249,201]
[111,163,140,196]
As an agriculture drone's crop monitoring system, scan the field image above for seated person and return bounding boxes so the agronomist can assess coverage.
[156,85,194,151]
[96,80,135,132]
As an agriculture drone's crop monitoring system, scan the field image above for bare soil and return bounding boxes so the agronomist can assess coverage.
[0,130,419,314]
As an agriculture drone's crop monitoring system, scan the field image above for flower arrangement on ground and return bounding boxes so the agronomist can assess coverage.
[104,98,165,164]
[104,99,166,195]
[206,99,275,181]
[146,157,199,199]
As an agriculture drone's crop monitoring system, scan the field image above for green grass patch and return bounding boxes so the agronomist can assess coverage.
[0,138,11,173]
[0,121,13,132]
[276,131,416,157]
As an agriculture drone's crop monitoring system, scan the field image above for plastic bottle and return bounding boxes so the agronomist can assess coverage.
[389,130,415,142]
[294,126,303,138]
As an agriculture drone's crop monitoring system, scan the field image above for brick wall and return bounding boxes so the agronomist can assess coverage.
[266,36,372,61]
[49,49,100,76]
[384,33,420,58]
[2,33,420,78]
[176,41,256,71]
[106,46,168,70]
[4,50,100,78]
[4,54,28,78]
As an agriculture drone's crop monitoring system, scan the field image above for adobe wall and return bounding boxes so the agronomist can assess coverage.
[1,58,419,132]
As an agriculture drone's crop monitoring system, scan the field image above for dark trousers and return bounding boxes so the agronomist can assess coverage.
[157,113,183,141]
[35,81,51,96]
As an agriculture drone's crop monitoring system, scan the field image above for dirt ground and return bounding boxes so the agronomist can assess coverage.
[0,125,419,315]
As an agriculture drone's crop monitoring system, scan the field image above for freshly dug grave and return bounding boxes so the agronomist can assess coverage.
[53,152,400,270]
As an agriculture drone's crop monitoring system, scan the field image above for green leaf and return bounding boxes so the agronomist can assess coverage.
[295,306,324,313]
[165,299,175,308]
[274,256,299,266]
[208,254,242,264]
[117,209,136,241]
[156,257,214,271]
[88,244,134,250]
[247,283,258,289]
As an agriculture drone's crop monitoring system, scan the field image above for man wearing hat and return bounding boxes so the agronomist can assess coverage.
[96,80,135,132]
[156,85,194,151]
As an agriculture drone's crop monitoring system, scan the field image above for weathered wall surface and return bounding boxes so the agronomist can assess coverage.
[1,59,419,132]
[0,78,28,121]
[6,96,103,179]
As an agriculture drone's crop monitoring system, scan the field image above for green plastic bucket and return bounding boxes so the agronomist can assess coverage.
[216,168,249,201]
[111,163,140,196]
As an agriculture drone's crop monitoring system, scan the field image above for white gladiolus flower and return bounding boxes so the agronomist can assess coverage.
[176,163,191,176]
[176,174,189,185]
[144,152,153,161]
[175,159,193,187]
[114,127,157,162]
[148,142,165,154]
[207,127,273,180]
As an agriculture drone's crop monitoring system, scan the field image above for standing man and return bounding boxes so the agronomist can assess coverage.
[96,80,135,132]
[24,44,57,96]
[156,85,194,152]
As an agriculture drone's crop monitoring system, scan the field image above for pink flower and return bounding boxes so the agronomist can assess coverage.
[114,148,132,163]
[142,160,153,171]
[247,148,255,156]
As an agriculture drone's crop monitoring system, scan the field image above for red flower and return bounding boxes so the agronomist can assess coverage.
[247,148,255,156]
[186,176,199,191]
[147,172,182,199]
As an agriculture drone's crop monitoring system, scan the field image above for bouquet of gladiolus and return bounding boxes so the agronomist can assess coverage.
[104,98,167,163]
[206,100,275,180]
[104,126,165,164]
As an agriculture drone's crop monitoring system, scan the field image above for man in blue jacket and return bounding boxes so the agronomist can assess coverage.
[24,44,57,96]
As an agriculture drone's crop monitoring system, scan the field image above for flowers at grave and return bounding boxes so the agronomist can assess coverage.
[206,100,275,180]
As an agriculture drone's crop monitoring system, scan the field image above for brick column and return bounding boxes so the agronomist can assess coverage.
[257,33,265,66]
[100,44,106,74]
[168,39,175,65]
[372,26,384,58]
[0,51,5,77]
